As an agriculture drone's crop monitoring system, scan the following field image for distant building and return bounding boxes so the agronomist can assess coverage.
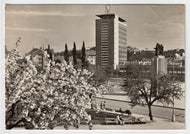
[96,13,127,70]
[54,52,65,63]
[167,56,185,75]
[27,47,50,71]
[26,45,55,71]
[86,49,96,65]
[174,52,185,61]
[167,64,185,75]
[69,56,73,65]
[68,56,82,68]
[54,55,65,64]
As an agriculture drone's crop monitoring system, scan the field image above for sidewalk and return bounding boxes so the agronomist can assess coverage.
[13,115,185,130]
[54,118,185,130]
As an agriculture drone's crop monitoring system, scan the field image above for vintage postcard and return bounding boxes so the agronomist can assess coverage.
[1,1,189,134]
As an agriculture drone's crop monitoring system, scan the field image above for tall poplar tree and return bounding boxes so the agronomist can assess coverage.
[64,43,69,64]
[81,41,86,69]
[73,42,77,67]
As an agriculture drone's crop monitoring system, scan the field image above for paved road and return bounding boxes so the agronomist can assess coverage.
[100,94,185,109]
[96,98,185,122]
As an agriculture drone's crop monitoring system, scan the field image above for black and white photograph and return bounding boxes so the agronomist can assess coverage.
[2,2,189,132]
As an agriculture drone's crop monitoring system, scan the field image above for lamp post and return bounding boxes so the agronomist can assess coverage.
[172,93,175,122]
[171,62,175,122]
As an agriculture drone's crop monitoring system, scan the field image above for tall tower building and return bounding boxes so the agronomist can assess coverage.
[96,14,127,70]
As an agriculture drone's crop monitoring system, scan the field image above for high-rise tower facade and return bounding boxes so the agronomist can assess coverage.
[96,14,127,70]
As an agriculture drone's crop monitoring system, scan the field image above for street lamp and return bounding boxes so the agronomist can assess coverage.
[171,59,175,122]
[172,61,175,122]
[172,93,175,122]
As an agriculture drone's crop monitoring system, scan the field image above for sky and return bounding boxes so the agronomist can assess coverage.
[5,4,185,55]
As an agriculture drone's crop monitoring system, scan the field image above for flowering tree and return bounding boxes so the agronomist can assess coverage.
[72,42,77,68]
[124,64,184,121]
[5,46,97,129]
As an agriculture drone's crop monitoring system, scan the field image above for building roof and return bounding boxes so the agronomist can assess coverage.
[96,14,126,22]
[26,48,46,58]
[86,50,96,56]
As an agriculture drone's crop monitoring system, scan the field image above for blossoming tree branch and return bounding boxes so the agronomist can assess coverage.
[5,39,106,129]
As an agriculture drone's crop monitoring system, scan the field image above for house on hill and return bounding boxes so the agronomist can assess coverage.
[26,46,53,72]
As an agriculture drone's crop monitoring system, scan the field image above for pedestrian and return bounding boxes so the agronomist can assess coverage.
[100,101,103,109]
[103,101,106,110]
[116,114,124,125]
[119,115,124,125]
[119,108,122,113]
[88,114,93,130]
[89,121,93,130]
[116,115,120,125]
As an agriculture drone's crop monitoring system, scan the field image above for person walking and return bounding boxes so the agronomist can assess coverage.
[100,101,103,110]
[119,115,124,125]
[103,101,106,110]
[116,115,124,125]
[89,121,93,130]
[88,114,93,130]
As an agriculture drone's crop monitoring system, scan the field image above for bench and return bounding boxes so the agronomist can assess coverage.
[105,118,117,125]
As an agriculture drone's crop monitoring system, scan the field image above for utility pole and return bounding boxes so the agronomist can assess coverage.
[172,93,175,122]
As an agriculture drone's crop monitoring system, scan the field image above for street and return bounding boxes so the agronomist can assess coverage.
[96,98,185,122]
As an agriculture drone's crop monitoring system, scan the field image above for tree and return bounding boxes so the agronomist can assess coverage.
[81,41,86,69]
[124,64,183,121]
[64,43,69,64]
[73,42,77,68]
[93,68,108,86]
[92,67,113,88]
[5,46,98,129]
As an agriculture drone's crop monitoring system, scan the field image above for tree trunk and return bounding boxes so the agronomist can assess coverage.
[148,104,153,121]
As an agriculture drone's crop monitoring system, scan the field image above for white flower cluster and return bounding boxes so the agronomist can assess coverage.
[6,48,98,129]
